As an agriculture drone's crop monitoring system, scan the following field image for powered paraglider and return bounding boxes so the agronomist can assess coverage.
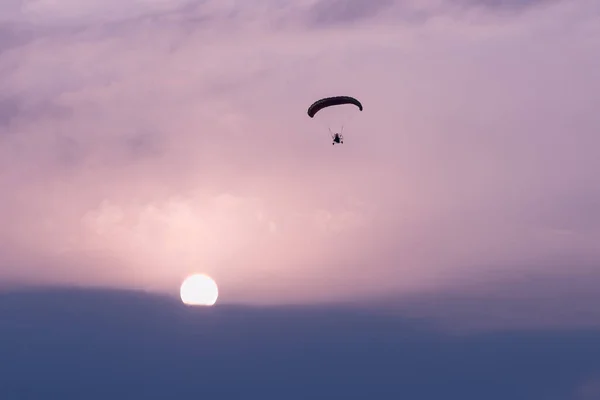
[307,96,363,145]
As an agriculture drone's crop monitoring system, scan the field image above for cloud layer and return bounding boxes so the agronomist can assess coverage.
[2,288,600,399]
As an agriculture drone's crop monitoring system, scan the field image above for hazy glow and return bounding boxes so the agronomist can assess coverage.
[180,274,219,306]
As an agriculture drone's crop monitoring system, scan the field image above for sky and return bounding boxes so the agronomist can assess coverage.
[1,0,600,320]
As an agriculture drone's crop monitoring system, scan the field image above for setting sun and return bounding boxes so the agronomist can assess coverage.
[180,274,219,306]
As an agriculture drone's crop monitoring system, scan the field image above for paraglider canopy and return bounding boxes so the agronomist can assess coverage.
[307,96,363,118]
[307,95,363,144]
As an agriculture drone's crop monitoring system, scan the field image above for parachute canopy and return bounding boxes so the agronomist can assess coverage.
[307,96,363,118]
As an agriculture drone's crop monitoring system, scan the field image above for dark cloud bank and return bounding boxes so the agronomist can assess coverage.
[1,287,599,399]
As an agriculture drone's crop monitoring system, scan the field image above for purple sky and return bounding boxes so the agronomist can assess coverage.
[1,0,599,320]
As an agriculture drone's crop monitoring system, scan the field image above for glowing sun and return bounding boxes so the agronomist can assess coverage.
[180,274,219,306]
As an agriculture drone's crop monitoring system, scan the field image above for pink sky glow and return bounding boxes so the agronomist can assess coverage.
[1,0,599,325]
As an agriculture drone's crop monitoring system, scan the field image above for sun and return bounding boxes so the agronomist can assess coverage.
[180,274,219,306]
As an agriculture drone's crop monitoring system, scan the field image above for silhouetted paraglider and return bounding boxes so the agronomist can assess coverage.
[307,96,363,145]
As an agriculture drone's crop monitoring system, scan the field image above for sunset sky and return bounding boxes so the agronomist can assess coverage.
[1,0,599,317]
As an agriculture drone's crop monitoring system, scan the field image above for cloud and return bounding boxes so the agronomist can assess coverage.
[2,288,600,399]
[0,96,19,127]
[575,376,600,400]
[305,0,396,27]
[452,0,559,12]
